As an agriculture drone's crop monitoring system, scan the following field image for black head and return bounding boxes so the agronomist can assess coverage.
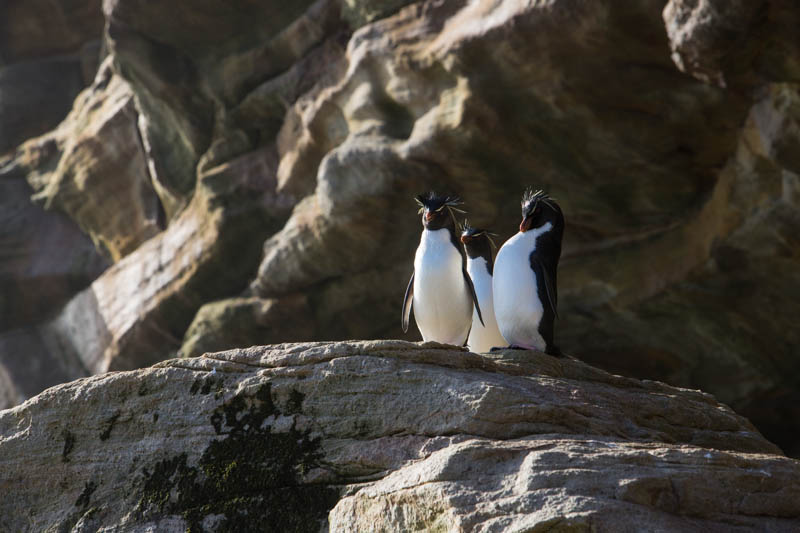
[460,222,497,265]
[415,192,464,231]
[519,188,564,234]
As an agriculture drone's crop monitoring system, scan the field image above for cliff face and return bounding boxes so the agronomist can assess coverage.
[1,0,800,456]
[1,341,799,532]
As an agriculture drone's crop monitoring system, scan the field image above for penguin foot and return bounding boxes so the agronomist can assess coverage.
[545,345,566,357]
[490,344,535,351]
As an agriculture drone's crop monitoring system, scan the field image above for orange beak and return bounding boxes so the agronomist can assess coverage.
[425,212,434,222]
[519,215,533,233]
[460,235,471,244]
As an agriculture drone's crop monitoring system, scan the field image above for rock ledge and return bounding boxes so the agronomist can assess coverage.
[1,340,799,532]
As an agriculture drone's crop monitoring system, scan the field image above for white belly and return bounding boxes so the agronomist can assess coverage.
[413,229,472,345]
[466,257,507,353]
[492,229,547,350]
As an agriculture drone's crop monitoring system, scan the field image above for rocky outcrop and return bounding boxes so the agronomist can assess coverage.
[0,0,107,409]
[17,58,162,262]
[663,0,800,88]
[0,0,103,152]
[1,341,798,531]
[0,163,107,410]
[1,0,799,458]
[0,0,103,63]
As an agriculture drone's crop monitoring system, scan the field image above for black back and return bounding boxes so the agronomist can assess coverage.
[522,190,564,354]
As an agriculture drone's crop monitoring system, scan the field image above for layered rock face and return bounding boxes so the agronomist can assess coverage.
[1,341,799,531]
[0,0,109,404]
[1,0,800,457]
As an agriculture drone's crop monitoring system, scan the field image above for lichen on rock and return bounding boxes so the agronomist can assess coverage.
[1,341,799,531]
[138,383,338,532]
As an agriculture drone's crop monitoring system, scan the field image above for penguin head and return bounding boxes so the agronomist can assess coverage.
[460,222,497,262]
[519,189,564,233]
[415,192,464,231]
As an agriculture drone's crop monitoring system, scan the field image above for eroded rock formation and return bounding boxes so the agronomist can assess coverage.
[1,0,799,457]
[1,342,798,531]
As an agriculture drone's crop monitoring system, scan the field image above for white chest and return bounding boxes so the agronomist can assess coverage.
[466,257,493,312]
[466,257,506,352]
[414,228,461,277]
[492,224,551,349]
[412,229,472,345]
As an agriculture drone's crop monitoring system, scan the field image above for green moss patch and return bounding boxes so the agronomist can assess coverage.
[139,384,338,532]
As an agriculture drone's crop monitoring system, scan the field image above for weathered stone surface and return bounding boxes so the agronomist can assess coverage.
[13,58,162,262]
[102,0,341,215]
[0,57,86,154]
[0,0,103,63]
[1,341,798,531]
[0,162,107,406]
[179,296,314,359]
[0,68,112,408]
[562,81,800,456]
[0,171,108,329]
[663,0,800,87]
[1,0,800,461]
[250,0,744,310]
[0,0,103,153]
[228,0,800,454]
[38,146,292,375]
[0,327,87,411]
[0,361,18,409]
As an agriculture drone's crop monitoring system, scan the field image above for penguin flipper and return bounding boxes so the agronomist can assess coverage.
[532,257,558,319]
[462,268,485,327]
[401,271,414,333]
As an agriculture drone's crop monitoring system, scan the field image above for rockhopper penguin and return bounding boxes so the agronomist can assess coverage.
[493,189,564,354]
[402,192,484,345]
[460,223,507,353]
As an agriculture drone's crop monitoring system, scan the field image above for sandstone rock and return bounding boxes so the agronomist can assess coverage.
[239,0,797,458]
[0,165,107,405]
[0,170,108,329]
[14,58,162,262]
[0,0,103,153]
[0,0,103,63]
[340,0,416,28]
[663,0,800,87]
[178,296,315,359]
[0,57,86,154]
[1,341,798,531]
[38,146,293,375]
[102,0,342,215]
[1,0,800,462]
[0,360,18,409]
[0,85,111,409]
[562,80,800,457]
[251,0,745,307]
[0,327,88,411]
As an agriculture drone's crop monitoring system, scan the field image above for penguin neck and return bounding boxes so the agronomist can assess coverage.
[465,245,493,275]
[467,255,493,282]
[419,226,466,270]
[424,224,462,255]
[518,221,553,248]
